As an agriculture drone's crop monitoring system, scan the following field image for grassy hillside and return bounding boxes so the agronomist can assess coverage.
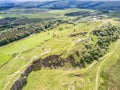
[1,17,119,90]
[21,19,120,90]
[23,40,120,90]
[0,16,102,90]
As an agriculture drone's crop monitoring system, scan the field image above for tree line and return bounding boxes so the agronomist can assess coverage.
[0,20,67,46]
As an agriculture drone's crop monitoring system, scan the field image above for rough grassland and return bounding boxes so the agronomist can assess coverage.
[23,39,120,90]
[23,20,120,90]
[0,20,101,90]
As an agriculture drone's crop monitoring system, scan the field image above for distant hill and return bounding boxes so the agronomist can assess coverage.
[0,0,120,10]
[0,3,15,11]
[15,0,120,10]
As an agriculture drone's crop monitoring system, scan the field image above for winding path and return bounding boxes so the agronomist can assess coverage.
[95,39,120,90]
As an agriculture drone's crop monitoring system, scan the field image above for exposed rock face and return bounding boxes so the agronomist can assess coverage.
[10,54,81,90]
[22,65,33,76]
[32,55,65,70]
[10,65,33,90]
[10,55,65,90]
[11,79,26,90]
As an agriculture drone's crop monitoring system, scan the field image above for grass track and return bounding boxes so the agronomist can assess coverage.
[95,39,120,90]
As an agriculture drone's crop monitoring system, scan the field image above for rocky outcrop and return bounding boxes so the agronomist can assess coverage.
[11,65,33,90]
[10,54,82,90]
[32,55,65,70]
[10,55,66,90]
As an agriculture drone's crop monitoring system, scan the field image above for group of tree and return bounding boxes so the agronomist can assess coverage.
[69,24,120,67]
[81,25,119,64]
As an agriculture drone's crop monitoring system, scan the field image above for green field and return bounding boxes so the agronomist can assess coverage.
[0,53,11,66]
[0,8,82,19]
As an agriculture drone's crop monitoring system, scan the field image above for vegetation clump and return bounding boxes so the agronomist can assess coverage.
[69,25,120,67]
